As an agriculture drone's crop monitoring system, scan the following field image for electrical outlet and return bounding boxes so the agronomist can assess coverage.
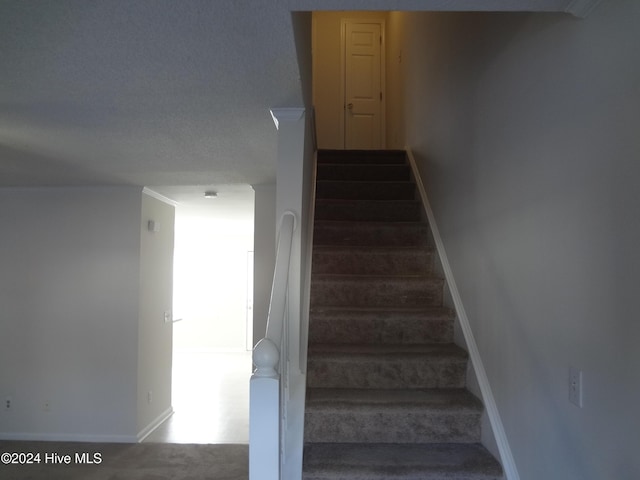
[147,391,153,404]
[569,367,583,407]
[4,396,11,411]
[164,311,172,323]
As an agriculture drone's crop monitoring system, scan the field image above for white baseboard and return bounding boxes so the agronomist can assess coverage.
[136,406,174,442]
[406,147,520,480]
[0,432,138,443]
[0,407,174,444]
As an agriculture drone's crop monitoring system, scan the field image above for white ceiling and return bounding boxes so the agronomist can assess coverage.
[153,184,256,223]
[0,0,588,198]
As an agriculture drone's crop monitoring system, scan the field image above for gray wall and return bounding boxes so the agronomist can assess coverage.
[0,187,142,441]
[0,187,176,441]
[252,184,276,346]
[137,193,175,435]
[394,1,640,478]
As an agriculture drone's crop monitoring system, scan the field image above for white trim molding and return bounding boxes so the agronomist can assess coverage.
[142,187,179,207]
[406,148,521,480]
[136,406,174,442]
[0,432,138,443]
[565,0,604,18]
[270,107,305,130]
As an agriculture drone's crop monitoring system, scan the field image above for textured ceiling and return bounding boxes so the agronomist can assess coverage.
[0,0,304,189]
[0,0,582,193]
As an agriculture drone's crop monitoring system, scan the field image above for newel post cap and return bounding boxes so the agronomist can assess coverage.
[252,338,279,378]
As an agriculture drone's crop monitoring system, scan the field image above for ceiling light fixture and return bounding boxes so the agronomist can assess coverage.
[204,190,218,199]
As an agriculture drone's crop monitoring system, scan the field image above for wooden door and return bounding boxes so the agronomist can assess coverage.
[343,21,384,149]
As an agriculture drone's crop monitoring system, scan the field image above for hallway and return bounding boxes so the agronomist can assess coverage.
[144,351,251,444]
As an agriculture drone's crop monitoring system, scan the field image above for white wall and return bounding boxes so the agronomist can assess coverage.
[0,187,142,441]
[252,184,276,347]
[385,12,405,150]
[397,2,640,478]
[293,12,314,110]
[137,193,175,435]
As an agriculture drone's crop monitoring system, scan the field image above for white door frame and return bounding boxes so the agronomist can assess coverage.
[246,250,254,351]
[340,18,386,149]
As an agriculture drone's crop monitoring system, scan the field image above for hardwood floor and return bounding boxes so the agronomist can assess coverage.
[144,351,252,444]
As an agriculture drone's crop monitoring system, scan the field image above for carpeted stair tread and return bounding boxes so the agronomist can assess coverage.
[311,274,444,308]
[315,199,422,222]
[313,245,433,254]
[313,221,429,247]
[317,164,411,182]
[310,305,454,316]
[307,344,468,389]
[306,387,482,410]
[304,389,482,444]
[318,149,408,165]
[313,244,432,252]
[316,180,417,200]
[308,306,454,345]
[308,343,467,357]
[312,245,433,276]
[303,443,503,480]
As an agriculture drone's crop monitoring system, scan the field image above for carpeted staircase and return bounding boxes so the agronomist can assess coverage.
[303,150,503,480]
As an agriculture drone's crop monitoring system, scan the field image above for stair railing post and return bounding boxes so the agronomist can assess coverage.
[250,338,280,480]
[249,208,297,480]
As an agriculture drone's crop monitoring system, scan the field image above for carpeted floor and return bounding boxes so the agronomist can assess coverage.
[0,441,248,480]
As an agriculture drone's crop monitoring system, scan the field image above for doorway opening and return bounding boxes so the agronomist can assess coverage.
[145,185,255,443]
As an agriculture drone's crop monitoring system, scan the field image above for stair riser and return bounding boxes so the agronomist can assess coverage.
[308,314,453,345]
[317,165,411,182]
[311,277,443,308]
[314,222,429,247]
[315,201,421,222]
[303,443,504,480]
[316,181,416,200]
[307,357,466,389]
[312,249,433,276]
[303,469,501,480]
[305,410,481,444]
[318,150,407,165]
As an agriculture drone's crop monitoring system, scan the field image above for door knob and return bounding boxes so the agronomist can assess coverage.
[347,103,354,110]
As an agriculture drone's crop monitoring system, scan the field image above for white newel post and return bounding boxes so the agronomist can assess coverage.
[250,338,280,480]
